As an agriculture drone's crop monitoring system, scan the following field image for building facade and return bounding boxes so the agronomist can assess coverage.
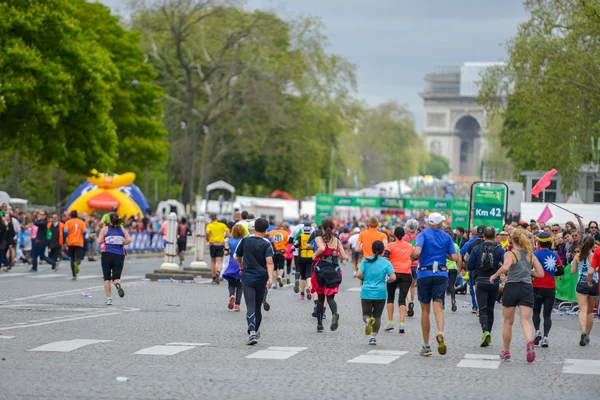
[421,63,502,179]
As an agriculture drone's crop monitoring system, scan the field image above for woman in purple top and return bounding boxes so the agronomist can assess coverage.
[97,213,132,305]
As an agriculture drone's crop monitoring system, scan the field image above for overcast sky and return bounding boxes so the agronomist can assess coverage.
[98,0,529,130]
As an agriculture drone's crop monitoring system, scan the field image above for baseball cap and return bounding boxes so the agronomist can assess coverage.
[353,227,360,234]
[476,225,485,236]
[428,212,444,225]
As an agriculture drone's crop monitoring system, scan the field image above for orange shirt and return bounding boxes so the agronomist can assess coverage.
[269,229,290,252]
[64,218,87,247]
[357,228,387,258]
[385,240,413,274]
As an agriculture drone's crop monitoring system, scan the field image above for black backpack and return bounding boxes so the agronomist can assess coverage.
[478,242,498,275]
[315,260,342,288]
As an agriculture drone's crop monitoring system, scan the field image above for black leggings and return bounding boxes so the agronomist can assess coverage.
[446,269,458,302]
[533,287,555,337]
[242,282,266,333]
[475,281,500,333]
[69,246,83,277]
[101,252,124,281]
[386,273,412,305]
[361,299,386,333]
[285,258,293,275]
[317,294,337,326]
[228,278,243,305]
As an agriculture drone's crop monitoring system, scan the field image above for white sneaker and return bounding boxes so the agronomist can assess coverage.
[106,298,112,306]
[353,270,357,277]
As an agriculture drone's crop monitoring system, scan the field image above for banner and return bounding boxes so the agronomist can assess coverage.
[380,197,404,209]
[316,194,335,225]
[125,232,164,252]
[555,264,578,302]
[333,196,380,208]
[472,186,506,231]
[451,199,470,229]
[404,198,452,211]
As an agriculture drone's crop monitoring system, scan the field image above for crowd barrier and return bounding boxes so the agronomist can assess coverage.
[125,232,164,252]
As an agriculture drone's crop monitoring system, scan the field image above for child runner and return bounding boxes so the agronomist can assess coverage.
[96,213,132,305]
[571,237,599,346]
[383,227,413,333]
[357,240,396,345]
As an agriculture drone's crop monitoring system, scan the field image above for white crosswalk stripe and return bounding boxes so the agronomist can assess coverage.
[0,273,28,278]
[0,335,15,339]
[246,346,307,360]
[26,274,69,279]
[134,345,195,356]
[28,339,112,352]
[347,350,408,364]
[563,359,600,375]
[457,354,501,369]
[75,275,105,280]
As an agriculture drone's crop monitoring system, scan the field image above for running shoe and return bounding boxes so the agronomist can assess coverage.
[278,277,284,287]
[234,305,241,312]
[480,331,491,347]
[215,274,221,284]
[294,281,299,293]
[247,332,258,346]
[407,302,415,317]
[317,324,324,333]
[585,334,591,345]
[312,306,317,318]
[263,299,270,312]
[500,350,511,361]
[420,345,432,357]
[580,331,587,346]
[534,330,542,346]
[71,276,77,281]
[105,298,112,306]
[369,337,377,345]
[306,288,312,300]
[353,270,357,278]
[471,308,478,314]
[451,300,457,312]
[212,277,216,284]
[331,313,339,331]
[526,340,536,363]
[383,321,394,331]
[256,330,261,340]
[436,333,447,355]
[271,284,277,290]
[398,323,405,334]
[54,261,60,273]
[74,262,80,275]
[300,293,305,300]
[228,295,235,310]
[116,283,124,298]
[286,277,291,284]
[541,337,549,348]
[322,312,326,320]
[365,317,375,335]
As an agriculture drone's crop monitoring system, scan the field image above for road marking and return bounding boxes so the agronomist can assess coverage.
[0,335,15,339]
[347,350,408,364]
[26,274,69,279]
[28,339,112,352]
[246,346,307,360]
[121,276,143,281]
[0,312,124,331]
[457,354,501,369]
[134,345,195,356]
[0,273,29,278]
[0,281,142,303]
[76,275,105,280]
[166,342,210,347]
[563,359,600,375]
[346,287,361,292]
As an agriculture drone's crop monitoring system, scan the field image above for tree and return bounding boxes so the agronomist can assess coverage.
[419,153,450,179]
[478,0,600,193]
[480,115,515,182]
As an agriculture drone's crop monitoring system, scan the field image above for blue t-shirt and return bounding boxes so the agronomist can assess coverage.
[359,256,394,300]
[534,249,560,277]
[460,236,480,256]
[234,236,274,285]
[415,228,456,279]
[227,237,243,254]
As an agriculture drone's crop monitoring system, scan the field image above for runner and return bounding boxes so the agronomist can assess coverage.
[410,213,459,357]
[268,222,289,289]
[46,214,64,271]
[443,227,462,312]
[223,224,246,312]
[356,217,388,260]
[311,217,346,332]
[96,213,132,305]
[234,218,274,345]
[63,211,87,281]
[348,227,362,277]
[294,223,315,300]
[467,226,504,347]
[532,232,563,348]
[402,219,419,317]
[461,226,485,314]
[206,214,230,284]
[383,227,413,333]
[357,240,396,345]
[177,217,191,266]
[489,229,544,362]
[571,237,598,346]
[29,210,57,272]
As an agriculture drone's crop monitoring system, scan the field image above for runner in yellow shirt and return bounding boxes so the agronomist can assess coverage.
[206,214,230,284]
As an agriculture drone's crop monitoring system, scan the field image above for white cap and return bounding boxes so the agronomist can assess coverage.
[428,212,444,225]
[353,227,360,234]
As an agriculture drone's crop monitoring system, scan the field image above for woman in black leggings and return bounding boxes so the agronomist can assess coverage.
[383,227,414,333]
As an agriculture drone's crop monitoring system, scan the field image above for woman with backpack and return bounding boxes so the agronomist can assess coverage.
[571,237,598,346]
[489,229,544,362]
[311,218,346,332]
[357,240,396,345]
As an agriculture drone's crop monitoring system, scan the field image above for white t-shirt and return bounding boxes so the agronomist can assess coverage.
[348,233,360,251]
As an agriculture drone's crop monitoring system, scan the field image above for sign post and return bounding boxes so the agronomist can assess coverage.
[469,182,508,232]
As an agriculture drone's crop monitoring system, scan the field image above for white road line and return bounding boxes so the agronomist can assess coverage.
[26,274,69,279]
[563,359,600,375]
[0,312,123,331]
[28,339,112,352]
[0,273,29,278]
[0,335,16,339]
[1,281,142,303]
[166,342,210,347]
[457,354,501,369]
[75,275,104,280]
[347,350,408,364]
[245,346,307,360]
[346,287,361,292]
[121,276,143,281]
[134,345,195,356]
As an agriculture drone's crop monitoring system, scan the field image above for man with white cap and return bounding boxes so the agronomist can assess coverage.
[347,227,362,276]
[410,212,459,357]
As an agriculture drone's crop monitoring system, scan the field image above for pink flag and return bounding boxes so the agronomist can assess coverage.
[531,169,557,198]
[537,205,553,224]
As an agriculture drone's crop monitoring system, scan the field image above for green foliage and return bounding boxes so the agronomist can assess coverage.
[479,0,600,193]
[420,153,451,179]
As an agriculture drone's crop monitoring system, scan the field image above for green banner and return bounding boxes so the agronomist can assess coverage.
[332,196,381,208]
[404,198,452,210]
[472,186,505,230]
[380,197,404,209]
[315,194,334,225]
[451,199,470,229]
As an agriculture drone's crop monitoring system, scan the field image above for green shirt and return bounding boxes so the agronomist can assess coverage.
[447,243,460,270]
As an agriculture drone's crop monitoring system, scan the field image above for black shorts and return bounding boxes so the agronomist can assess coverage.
[209,245,224,258]
[352,250,362,262]
[177,239,187,253]
[286,258,293,268]
[576,281,599,296]
[297,257,313,280]
[101,252,125,281]
[502,282,535,308]
[273,253,285,270]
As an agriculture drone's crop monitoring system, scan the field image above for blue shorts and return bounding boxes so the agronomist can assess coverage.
[411,267,417,279]
[417,275,448,304]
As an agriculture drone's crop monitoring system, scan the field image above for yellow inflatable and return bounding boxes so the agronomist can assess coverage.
[68,170,143,217]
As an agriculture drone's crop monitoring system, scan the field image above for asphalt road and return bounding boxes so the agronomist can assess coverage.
[1,256,599,400]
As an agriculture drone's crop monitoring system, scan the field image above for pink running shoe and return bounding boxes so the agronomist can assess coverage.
[234,305,241,312]
[500,350,511,361]
[526,340,536,363]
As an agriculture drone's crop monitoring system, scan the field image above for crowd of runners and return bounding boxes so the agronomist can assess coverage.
[218,210,599,362]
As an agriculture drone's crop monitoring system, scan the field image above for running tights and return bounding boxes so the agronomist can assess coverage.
[361,299,386,334]
[475,282,499,333]
[386,273,412,306]
[446,269,458,302]
[317,294,337,326]
[228,278,243,305]
[533,287,555,337]
[242,282,266,333]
